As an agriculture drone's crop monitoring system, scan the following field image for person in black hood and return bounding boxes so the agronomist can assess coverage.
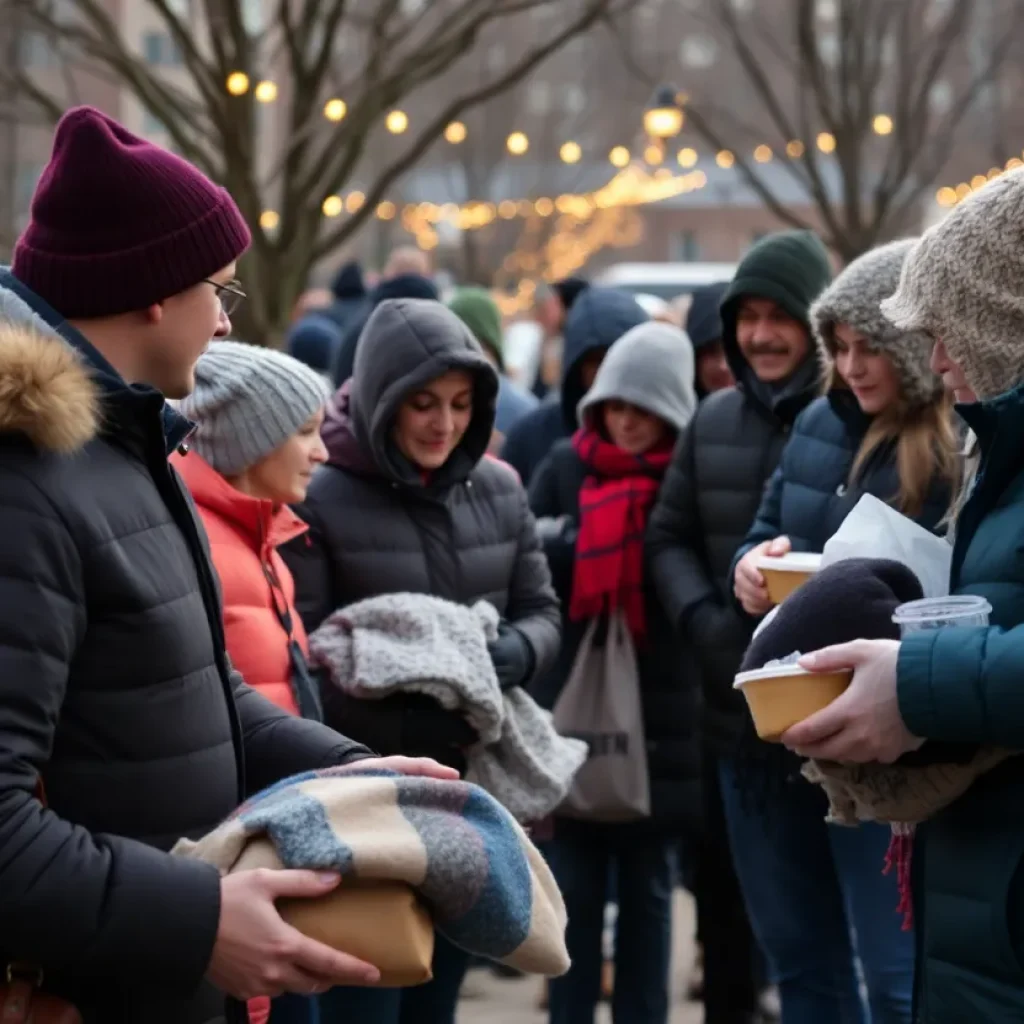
[500,287,648,485]
[329,247,439,386]
[286,261,367,375]
[686,281,735,398]
[646,229,832,1024]
[283,297,560,1024]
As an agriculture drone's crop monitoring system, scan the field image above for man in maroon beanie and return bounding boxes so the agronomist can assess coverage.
[0,107,455,1024]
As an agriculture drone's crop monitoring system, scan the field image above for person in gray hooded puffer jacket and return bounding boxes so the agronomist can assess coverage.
[529,322,700,1024]
[282,296,560,1024]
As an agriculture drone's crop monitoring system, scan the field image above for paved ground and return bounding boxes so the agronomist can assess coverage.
[457,890,703,1023]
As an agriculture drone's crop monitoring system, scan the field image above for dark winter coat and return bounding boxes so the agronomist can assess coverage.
[284,298,561,773]
[0,271,370,1024]
[897,385,1024,1021]
[647,356,822,756]
[529,441,702,836]
[732,393,953,569]
[500,288,648,486]
[329,273,439,387]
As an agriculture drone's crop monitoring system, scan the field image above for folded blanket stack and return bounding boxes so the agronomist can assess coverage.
[174,764,570,976]
[309,593,587,822]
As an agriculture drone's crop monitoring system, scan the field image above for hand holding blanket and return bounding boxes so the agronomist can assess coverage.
[309,593,586,821]
[173,765,570,977]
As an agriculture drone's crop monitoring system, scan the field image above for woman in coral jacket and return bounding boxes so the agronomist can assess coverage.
[174,339,330,1024]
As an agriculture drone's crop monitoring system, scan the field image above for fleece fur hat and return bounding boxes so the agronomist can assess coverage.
[812,240,943,410]
[721,230,833,341]
[881,169,1024,401]
[577,321,697,433]
[14,107,251,318]
[180,340,330,475]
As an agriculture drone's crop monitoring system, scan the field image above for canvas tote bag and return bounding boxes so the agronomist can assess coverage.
[552,611,650,822]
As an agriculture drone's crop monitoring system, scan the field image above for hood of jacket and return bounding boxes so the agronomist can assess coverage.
[327,298,499,490]
[370,272,439,308]
[719,231,832,423]
[0,267,193,454]
[559,287,648,432]
[812,239,942,411]
[686,281,729,352]
[174,449,308,553]
[578,321,697,434]
[331,260,366,301]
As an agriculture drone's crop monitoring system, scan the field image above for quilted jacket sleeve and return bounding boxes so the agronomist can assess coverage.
[898,625,1024,748]
[230,663,374,795]
[728,463,785,593]
[506,484,562,684]
[0,468,223,992]
[646,420,719,629]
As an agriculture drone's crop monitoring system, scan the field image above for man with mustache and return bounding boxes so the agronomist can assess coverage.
[647,230,832,1024]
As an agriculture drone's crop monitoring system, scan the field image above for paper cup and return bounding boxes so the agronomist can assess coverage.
[733,664,852,742]
[757,552,823,605]
[892,595,993,635]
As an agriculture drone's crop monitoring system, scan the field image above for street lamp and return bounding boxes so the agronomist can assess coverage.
[643,85,685,140]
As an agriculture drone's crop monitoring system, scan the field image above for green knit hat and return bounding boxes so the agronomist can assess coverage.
[448,287,504,369]
[720,230,833,342]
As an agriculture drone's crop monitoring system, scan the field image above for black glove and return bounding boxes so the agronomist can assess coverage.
[487,621,536,691]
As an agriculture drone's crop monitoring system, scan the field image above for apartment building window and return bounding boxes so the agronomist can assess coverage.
[142,109,166,135]
[527,80,551,116]
[673,230,701,262]
[143,30,182,67]
[680,36,718,70]
[19,31,60,68]
[16,162,43,217]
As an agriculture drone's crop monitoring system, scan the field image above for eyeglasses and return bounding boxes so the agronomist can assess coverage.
[205,278,247,316]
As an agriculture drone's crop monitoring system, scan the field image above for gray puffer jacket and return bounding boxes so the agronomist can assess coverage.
[284,298,560,771]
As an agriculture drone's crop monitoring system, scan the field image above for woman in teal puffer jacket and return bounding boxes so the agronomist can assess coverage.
[779,166,1024,1023]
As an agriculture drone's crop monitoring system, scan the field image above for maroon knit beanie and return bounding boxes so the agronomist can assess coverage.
[13,106,252,318]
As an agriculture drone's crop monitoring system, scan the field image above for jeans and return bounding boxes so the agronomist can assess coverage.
[546,823,677,1024]
[695,752,765,1024]
[719,758,914,1024]
[269,934,469,1024]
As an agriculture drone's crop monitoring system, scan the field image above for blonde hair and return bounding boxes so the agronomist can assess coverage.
[825,363,960,519]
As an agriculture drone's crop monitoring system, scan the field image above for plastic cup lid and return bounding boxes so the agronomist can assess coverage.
[756,552,823,573]
[892,595,993,624]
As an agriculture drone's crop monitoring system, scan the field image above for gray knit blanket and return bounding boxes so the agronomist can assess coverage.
[309,593,587,822]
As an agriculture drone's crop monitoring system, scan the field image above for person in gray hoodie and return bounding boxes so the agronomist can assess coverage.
[529,322,700,1024]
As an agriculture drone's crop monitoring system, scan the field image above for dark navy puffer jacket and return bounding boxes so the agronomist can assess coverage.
[731,392,953,572]
[500,288,648,486]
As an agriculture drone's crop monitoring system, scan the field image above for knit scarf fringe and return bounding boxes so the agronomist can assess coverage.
[883,822,915,932]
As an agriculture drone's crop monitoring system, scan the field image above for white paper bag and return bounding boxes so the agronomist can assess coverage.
[821,494,952,598]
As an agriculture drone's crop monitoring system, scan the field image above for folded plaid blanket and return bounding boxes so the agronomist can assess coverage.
[308,592,587,822]
[173,764,570,977]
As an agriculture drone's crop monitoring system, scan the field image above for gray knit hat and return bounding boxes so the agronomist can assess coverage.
[811,239,942,409]
[180,340,331,475]
[577,321,697,432]
[881,169,1024,401]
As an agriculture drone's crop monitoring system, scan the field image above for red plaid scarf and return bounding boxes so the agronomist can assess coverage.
[569,427,674,642]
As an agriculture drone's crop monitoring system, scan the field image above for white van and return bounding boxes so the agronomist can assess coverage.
[595,262,736,301]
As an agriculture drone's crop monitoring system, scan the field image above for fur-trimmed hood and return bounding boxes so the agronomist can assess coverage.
[0,282,100,454]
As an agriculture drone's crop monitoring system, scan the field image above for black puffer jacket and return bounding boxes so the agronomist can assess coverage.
[530,440,701,836]
[285,298,561,772]
[647,348,820,755]
[0,273,370,1024]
